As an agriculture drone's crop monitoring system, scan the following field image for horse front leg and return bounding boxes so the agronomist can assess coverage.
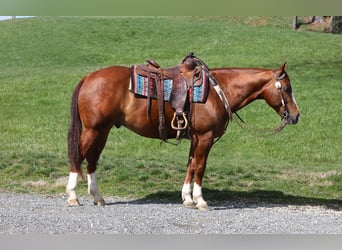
[182,158,195,208]
[182,132,213,211]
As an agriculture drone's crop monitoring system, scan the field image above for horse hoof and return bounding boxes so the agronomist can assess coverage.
[94,199,106,206]
[183,200,196,209]
[196,202,209,211]
[67,198,80,206]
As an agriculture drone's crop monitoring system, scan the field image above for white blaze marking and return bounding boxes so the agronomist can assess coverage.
[292,92,299,110]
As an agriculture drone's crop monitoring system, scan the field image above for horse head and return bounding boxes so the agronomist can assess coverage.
[263,62,300,125]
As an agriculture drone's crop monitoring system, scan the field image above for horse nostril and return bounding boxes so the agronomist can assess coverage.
[287,113,300,125]
[293,114,300,124]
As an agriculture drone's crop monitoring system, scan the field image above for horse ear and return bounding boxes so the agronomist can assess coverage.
[281,62,287,72]
[275,62,287,80]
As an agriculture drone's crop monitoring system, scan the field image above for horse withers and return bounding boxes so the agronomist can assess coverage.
[66,54,300,210]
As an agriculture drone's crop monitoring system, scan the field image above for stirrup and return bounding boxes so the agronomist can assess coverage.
[171,112,188,131]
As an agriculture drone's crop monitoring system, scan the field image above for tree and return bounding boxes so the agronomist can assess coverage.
[293,16,342,34]
[292,16,298,30]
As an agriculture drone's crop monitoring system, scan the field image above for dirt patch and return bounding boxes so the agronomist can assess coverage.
[53,176,69,187]
[23,180,48,188]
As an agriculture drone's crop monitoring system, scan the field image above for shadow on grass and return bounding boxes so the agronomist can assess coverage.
[107,188,341,211]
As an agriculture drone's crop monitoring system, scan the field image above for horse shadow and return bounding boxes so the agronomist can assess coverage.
[106,188,342,211]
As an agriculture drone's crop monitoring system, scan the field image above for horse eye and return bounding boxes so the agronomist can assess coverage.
[284,86,291,93]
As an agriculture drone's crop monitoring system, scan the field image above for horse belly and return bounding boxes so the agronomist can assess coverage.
[122,98,177,139]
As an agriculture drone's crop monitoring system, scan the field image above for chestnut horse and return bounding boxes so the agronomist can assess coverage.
[66,57,300,210]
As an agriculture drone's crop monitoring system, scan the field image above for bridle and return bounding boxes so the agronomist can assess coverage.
[275,72,290,123]
[234,72,289,137]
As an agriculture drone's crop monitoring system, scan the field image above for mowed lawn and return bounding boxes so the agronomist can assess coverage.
[0,17,341,206]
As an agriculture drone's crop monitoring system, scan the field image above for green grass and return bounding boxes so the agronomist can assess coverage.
[0,17,341,206]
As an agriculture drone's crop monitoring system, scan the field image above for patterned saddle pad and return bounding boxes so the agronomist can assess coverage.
[129,65,209,103]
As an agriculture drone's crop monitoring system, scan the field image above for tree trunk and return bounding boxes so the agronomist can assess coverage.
[330,16,342,34]
[292,16,298,30]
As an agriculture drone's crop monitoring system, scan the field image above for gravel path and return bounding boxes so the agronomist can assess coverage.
[0,192,341,234]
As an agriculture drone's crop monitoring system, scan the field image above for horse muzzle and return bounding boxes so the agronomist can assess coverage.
[286,112,300,125]
[281,108,300,125]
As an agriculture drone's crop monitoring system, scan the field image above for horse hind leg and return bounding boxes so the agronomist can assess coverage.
[82,127,111,206]
[66,134,84,206]
[67,127,110,206]
[66,172,82,206]
[87,170,105,206]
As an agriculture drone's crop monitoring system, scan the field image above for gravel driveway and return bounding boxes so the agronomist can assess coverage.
[0,192,341,234]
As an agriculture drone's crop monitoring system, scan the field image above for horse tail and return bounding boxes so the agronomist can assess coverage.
[67,77,85,180]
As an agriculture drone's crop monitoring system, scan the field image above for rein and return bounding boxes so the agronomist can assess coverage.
[233,112,287,137]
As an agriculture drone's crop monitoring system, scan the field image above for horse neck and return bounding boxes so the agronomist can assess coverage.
[212,68,273,112]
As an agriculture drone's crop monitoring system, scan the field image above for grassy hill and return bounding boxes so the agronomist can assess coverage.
[0,17,341,206]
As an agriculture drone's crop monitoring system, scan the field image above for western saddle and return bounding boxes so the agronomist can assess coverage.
[133,53,209,141]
